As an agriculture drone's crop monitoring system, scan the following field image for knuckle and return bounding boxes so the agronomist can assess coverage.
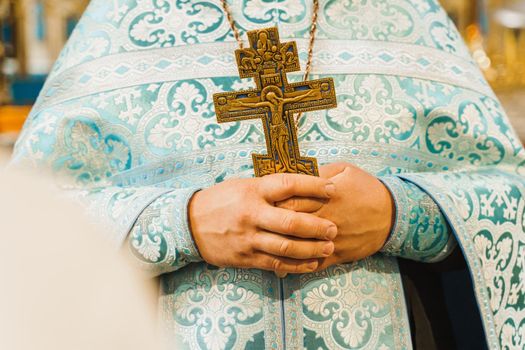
[313,244,324,257]
[271,258,282,271]
[281,213,296,233]
[285,198,298,210]
[238,236,254,254]
[238,207,255,226]
[279,239,292,256]
[315,222,328,239]
[306,260,319,272]
[279,174,294,191]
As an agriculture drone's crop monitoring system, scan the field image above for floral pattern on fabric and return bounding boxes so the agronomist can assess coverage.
[299,259,406,349]
[325,75,417,143]
[160,265,278,350]
[171,268,264,350]
[323,0,414,40]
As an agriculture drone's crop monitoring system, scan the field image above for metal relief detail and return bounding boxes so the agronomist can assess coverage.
[213,27,337,177]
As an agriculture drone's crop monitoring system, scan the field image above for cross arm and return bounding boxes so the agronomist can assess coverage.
[283,78,338,115]
[213,89,268,123]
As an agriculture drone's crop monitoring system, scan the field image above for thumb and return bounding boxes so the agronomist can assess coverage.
[329,166,352,182]
[319,162,352,178]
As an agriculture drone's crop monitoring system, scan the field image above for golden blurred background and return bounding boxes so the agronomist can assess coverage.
[0,0,88,151]
[441,0,525,140]
[0,0,524,154]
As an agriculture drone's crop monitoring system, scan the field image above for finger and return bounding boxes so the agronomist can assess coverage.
[331,166,352,181]
[275,197,325,213]
[257,206,337,240]
[316,256,338,271]
[258,173,336,202]
[275,271,288,278]
[253,232,335,259]
[319,162,350,178]
[255,253,319,274]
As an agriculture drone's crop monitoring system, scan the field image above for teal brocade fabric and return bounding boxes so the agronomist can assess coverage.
[379,176,455,263]
[11,0,525,349]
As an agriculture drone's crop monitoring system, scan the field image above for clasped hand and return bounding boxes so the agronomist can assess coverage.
[189,163,394,274]
[277,163,394,271]
[189,173,337,274]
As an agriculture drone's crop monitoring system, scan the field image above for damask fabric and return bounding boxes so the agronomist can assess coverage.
[380,176,454,263]
[10,0,525,349]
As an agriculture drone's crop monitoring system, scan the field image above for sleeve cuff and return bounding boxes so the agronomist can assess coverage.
[173,187,203,263]
[128,187,203,275]
[378,175,455,262]
[378,176,412,256]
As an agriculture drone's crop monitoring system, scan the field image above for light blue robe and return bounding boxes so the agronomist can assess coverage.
[11,1,525,349]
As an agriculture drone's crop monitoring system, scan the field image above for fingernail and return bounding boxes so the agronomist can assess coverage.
[323,242,334,256]
[325,182,336,197]
[325,225,337,240]
[307,261,318,270]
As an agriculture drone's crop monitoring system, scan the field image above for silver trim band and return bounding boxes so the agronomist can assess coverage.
[34,39,492,114]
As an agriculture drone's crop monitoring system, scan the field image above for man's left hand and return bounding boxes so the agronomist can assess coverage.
[277,162,394,270]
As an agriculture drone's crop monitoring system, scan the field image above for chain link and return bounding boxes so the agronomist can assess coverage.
[220,0,245,49]
[220,0,320,129]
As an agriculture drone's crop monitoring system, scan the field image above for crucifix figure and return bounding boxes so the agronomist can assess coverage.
[213,27,337,177]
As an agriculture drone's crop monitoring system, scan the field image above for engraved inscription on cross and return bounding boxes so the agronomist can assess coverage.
[213,27,337,177]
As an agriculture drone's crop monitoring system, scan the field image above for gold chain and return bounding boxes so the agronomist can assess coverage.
[220,0,320,129]
[220,0,246,49]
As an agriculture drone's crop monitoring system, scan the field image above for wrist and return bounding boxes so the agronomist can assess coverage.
[188,189,208,261]
[380,179,396,245]
[188,190,205,258]
[377,176,410,255]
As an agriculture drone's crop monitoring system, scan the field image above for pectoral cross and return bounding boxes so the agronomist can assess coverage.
[213,27,337,177]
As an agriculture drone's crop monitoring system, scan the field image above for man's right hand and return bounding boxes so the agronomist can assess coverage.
[189,173,337,274]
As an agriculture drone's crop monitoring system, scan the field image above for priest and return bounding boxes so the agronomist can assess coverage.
[12,0,525,349]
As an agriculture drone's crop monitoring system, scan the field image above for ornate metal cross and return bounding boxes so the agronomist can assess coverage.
[213,27,337,177]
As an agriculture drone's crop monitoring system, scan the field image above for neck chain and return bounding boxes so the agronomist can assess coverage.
[220,0,320,128]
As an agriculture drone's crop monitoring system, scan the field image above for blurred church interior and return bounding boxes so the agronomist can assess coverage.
[0,0,89,156]
[0,0,524,157]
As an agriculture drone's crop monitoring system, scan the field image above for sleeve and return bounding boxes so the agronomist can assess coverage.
[379,175,456,263]
[10,107,203,277]
[390,169,525,350]
[127,189,203,276]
